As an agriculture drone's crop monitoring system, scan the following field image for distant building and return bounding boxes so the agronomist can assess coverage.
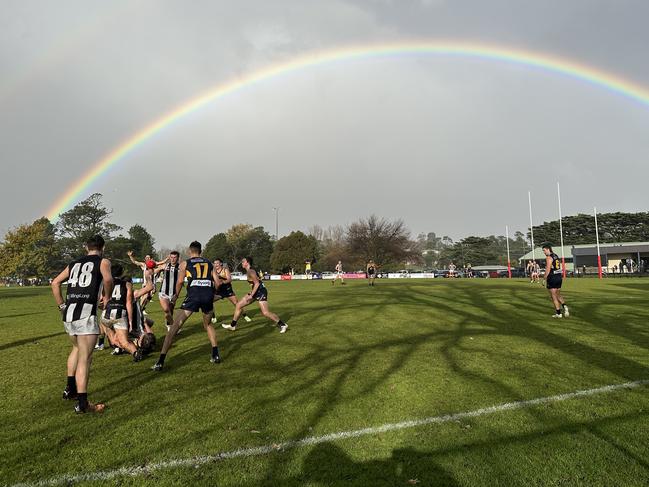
[518,242,649,273]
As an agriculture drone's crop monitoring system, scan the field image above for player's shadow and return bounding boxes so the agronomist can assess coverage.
[0,289,46,299]
[0,331,63,352]
[0,310,47,319]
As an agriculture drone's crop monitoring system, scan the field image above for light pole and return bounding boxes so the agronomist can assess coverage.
[272,207,279,241]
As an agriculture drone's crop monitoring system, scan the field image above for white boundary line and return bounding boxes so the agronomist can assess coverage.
[10,379,648,487]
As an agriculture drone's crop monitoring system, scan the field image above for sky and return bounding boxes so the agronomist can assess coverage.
[2,0,649,248]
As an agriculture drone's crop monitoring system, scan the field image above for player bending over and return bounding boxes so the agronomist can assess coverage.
[542,243,570,318]
[211,258,251,324]
[223,257,288,333]
[101,263,154,362]
[51,235,113,414]
[152,241,221,371]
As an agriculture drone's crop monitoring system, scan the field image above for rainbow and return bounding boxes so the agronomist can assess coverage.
[45,41,649,219]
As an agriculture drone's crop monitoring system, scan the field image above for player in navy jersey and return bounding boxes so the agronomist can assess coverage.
[152,241,221,371]
[223,257,288,333]
[157,251,181,331]
[211,258,251,324]
[542,243,570,318]
[51,235,113,414]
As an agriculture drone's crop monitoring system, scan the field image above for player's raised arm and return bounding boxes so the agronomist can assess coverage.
[51,266,70,309]
[99,258,114,309]
[127,250,145,270]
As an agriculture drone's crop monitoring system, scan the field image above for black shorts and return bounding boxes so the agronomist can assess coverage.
[181,293,214,313]
[215,283,235,299]
[367,271,376,278]
[547,275,563,289]
[251,286,268,302]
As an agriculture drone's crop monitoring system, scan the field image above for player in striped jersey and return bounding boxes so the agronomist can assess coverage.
[51,235,113,414]
[211,258,251,324]
[100,264,153,362]
[157,251,181,331]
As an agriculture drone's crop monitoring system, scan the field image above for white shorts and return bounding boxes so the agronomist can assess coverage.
[101,316,128,331]
[64,315,99,336]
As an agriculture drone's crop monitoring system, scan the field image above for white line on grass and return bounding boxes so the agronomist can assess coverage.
[10,379,648,487]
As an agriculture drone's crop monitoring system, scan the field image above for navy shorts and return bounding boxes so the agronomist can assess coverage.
[547,275,563,289]
[215,283,235,299]
[251,286,268,302]
[181,293,214,314]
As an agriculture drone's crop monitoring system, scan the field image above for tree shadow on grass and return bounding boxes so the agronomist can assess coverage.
[297,442,458,487]
[6,280,649,485]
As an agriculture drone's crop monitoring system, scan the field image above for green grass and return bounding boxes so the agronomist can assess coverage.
[1,278,648,486]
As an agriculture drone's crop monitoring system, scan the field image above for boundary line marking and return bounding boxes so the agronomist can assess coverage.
[10,379,648,487]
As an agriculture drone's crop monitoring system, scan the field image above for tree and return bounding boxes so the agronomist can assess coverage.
[56,193,121,259]
[0,217,62,279]
[238,226,274,271]
[270,231,319,273]
[317,225,350,271]
[220,224,274,271]
[127,224,157,259]
[103,236,139,276]
[347,215,419,270]
[204,233,231,263]
[532,212,649,246]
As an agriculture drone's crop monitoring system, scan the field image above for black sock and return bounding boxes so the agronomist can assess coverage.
[277,320,286,327]
[157,353,166,365]
[556,309,562,315]
[230,319,238,327]
[561,303,566,308]
[77,392,88,410]
[98,336,104,346]
[67,376,77,393]
[212,346,220,358]
[241,312,247,318]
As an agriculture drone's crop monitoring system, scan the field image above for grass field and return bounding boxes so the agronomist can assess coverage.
[1,278,648,486]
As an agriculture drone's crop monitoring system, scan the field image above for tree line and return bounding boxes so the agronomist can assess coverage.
[3,193,648,281]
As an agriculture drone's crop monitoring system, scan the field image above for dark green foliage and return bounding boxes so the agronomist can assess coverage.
[532,212,649,245]
[270,231,319,273]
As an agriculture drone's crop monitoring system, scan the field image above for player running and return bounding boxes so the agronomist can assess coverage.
[542,243,570,318]
[157,251,181,331]
[366,260,378,286]
[222,257,288,333]
[101,263,152,362]
[152,241,221,371]
[332,260,346,285]
[211,258,251,324]
[51,235,113,414]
